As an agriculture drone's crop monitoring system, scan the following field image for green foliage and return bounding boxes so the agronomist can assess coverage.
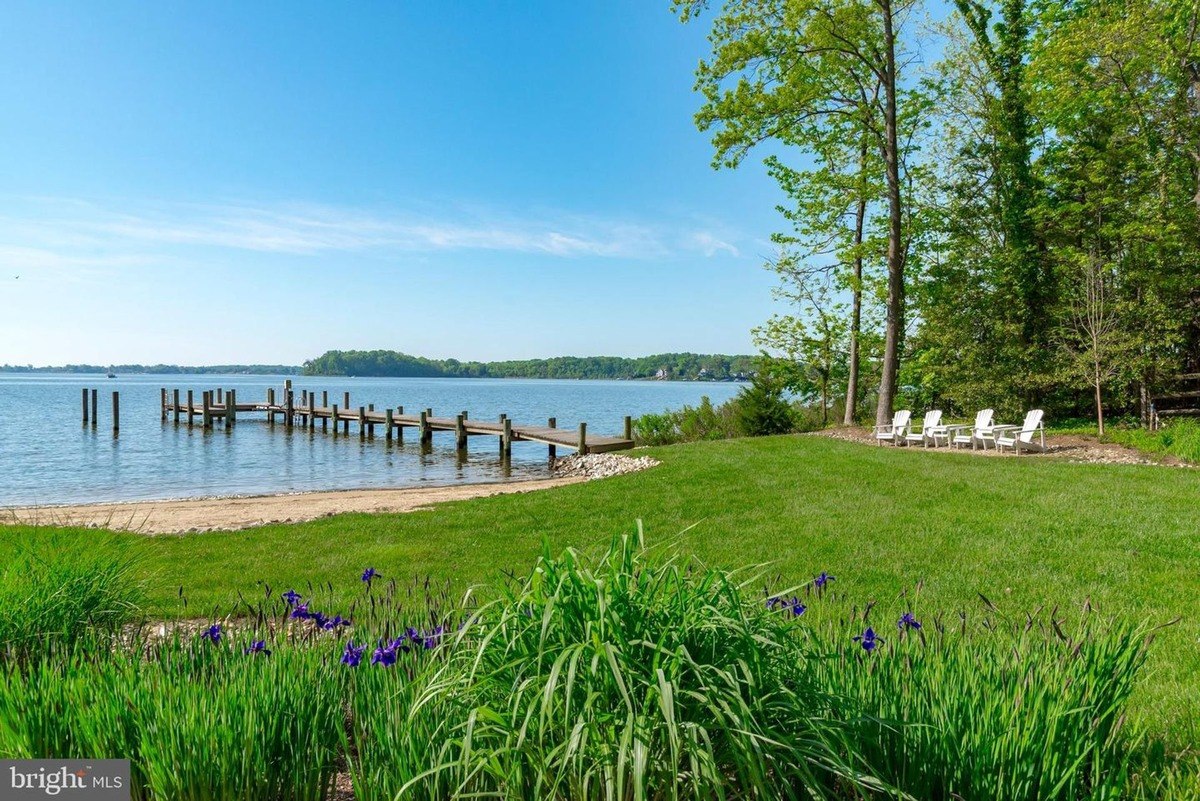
[808,596,1151,800]
[303,350,756,381]
[1109,420,1200,464]
[0,537,143,655]
[734,374,795,436]
[0,531,1185,799]
[632,396,742,445]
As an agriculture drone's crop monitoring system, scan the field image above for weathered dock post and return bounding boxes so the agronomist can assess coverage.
[308,395,317,432]
[173,389,181,423]
[227,389,236,426]
[321,391,329,432]
[455,414,467,452]
[396,406,404,443]
[331,404,340,436]
[112,391,120,434]
[419,410,431,447]
[202,391,212,429]
[285,390,294,429]
[578,422,588,456]
[502,417,513,459]
[160,388,167,421]
[186,390,194,427]
[385,408,394,443]
[217,388,224,405]
[91,389,98,428]
[82,387,90,424]
[267,388,276,425]
[358,406,367,440]
[548,417,557,461]
[343,392,351,435]
[624,416,633,442]
[367,403,375,438]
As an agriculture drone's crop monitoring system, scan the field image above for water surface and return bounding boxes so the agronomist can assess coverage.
[0,374,741,505]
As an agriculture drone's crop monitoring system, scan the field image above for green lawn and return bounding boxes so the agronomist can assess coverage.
[4,434,1199,741]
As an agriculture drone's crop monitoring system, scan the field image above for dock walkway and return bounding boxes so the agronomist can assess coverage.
[157,383,634,456]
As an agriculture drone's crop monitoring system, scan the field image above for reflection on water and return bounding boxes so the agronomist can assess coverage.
[0,373,742,505]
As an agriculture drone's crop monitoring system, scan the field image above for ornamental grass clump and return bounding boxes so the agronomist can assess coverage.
[350,528,872,801]
[0,536,144,656]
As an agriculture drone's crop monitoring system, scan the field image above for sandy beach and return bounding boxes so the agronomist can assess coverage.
[1,477,584,535]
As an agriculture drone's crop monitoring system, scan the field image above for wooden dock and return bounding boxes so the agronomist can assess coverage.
[155,382,634,456]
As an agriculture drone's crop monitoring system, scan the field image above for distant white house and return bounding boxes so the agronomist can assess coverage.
[654,368,669,379]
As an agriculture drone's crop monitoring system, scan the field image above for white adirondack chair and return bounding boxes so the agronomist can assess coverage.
[947,409,994,450]
[904,409,944,447]
[996,409,1046,454]
[874,410,912,446]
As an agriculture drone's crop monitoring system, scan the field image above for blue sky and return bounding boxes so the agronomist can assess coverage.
[0,1,794,366]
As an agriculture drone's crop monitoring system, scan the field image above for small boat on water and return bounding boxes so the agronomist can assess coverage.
[106,368,117,379]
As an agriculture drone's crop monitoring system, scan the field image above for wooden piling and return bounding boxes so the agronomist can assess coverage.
[359,406,367,439]
[91,389,97,427]
[455,414,467,451]
[160,388,167,421]
[82,387,89,424]
[173,389,181,423]
[217,388,224,405]
[367,404,375,438]
[396,406,404,443]
[624,415,633,441]
[267,388,276,424]
[112,391,120,433]
[227,389,236,425]
[578,422,588,455]
[332,404,339,435]
[386,408,394,443]
[548,417,557,460]
[308,394,316,432]
[502,417,513,458]
[202,392,212,429]
[343,392,351,434]
[285,391,294,428]
[419,410,431,446]
[187,390,194,427]
[322,391,329,431]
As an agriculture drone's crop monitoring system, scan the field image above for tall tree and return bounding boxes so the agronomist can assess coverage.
[674,0,921,426]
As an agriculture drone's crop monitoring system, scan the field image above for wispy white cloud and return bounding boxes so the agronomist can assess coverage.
[0,197,746,269]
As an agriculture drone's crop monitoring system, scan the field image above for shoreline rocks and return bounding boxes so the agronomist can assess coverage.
[552,453,661,480]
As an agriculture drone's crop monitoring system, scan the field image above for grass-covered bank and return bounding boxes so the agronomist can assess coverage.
[3,434,1199,740]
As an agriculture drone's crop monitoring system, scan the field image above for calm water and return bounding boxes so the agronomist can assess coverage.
[0,374,741,506]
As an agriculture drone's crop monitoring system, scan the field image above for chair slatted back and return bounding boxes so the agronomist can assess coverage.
[1019,409,1044,442]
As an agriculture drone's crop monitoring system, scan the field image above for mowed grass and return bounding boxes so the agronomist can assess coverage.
[3,434,1199,741]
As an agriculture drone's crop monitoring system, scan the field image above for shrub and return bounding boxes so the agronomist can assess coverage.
[632,396,739,446]
[733,374,795,436]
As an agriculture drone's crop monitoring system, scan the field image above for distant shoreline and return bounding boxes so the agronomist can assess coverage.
[0,370,747,384]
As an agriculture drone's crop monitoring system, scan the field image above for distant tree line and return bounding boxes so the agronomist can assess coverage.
[302,350,757,381]
[1,364,301,375]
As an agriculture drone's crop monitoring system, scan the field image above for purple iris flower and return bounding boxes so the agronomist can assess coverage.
[371,642,398,667]
[898,612,922,631]
[323,615,350,631]
[341,641,366,667]
[362,568,379,584]
[312,611,329,629]
[282,589,302,606]
[244,640,271,656]
[422,625,446,650]
[766,596,781,611]
[789,598,807,617]
[814,572,835,590]
[200,624,221,644]
[291,603,311,620]
[853,627,882,653]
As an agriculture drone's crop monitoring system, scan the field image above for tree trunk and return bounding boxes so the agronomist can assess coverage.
[844,138,868,427]
[875,0,905,428]
[1094,375,1105,437]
